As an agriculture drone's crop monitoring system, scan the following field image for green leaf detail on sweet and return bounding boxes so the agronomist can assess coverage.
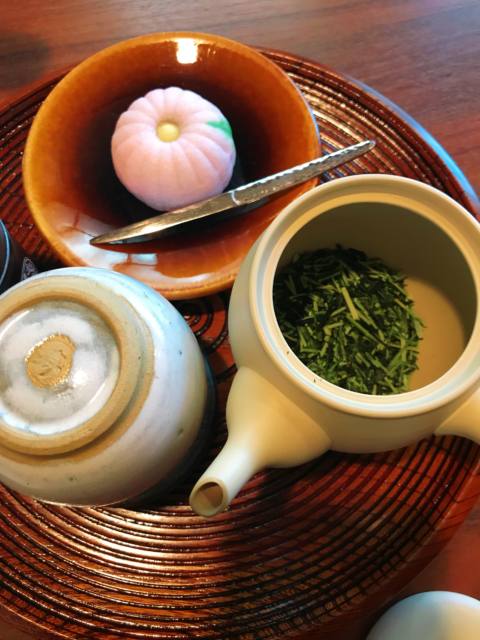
[207,119,234,141]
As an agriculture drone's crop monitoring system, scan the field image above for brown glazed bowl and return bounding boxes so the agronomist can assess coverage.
[23,32,320,299]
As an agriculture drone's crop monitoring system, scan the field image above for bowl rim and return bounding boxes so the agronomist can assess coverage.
[0,220,10,289]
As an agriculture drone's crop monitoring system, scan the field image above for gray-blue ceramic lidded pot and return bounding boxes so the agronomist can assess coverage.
[0,220,38,294]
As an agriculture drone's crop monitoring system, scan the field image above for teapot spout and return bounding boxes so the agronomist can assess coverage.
[189,434,263,517]
[189,367,331,517]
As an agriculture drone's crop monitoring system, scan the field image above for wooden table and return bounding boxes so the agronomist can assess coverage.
[1,0,479,638]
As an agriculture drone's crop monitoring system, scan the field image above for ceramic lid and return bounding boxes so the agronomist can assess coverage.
[0,275,153,456]
[366,591,480,640]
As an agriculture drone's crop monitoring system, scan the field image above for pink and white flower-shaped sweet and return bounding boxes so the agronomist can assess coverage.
[111,87,236,211]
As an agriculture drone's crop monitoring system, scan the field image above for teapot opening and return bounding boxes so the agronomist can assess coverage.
[190,481,225,517]
[271,201,477,395]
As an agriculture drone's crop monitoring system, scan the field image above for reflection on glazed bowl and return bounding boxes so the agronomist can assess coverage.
[23,32,321,299]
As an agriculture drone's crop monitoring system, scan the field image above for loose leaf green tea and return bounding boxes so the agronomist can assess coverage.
[273,246,425,395]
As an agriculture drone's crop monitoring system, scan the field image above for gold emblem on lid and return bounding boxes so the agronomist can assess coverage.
[25,334,76,388]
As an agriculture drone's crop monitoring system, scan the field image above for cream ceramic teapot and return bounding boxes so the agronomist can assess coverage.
[190,175,480,516]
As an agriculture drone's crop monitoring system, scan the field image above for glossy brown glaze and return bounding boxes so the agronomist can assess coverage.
[22,32,321,300]
[1,49,480,640]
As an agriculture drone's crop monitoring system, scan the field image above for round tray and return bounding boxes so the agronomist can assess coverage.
[1,49,480,640]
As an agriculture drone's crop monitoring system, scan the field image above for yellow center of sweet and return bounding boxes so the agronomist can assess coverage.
[156,122,180,142]
[25,334,76,388]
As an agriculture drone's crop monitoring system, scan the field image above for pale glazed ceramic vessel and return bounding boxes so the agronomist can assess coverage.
[190,175,480,516]
[23,32,320,300]
[0,267,211,506]
[366,592,480,639]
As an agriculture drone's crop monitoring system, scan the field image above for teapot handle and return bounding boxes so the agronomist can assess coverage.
[435,387,480,443]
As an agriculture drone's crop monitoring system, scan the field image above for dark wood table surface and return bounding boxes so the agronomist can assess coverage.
[1,0,480,638]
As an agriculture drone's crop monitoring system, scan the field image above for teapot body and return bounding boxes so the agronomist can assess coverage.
[228,238,476,455]
[190,175,480,516]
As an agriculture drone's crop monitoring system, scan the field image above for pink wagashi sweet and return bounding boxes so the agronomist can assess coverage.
[111,87,236,211]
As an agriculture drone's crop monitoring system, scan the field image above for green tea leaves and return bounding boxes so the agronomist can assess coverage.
[273,246,425,395]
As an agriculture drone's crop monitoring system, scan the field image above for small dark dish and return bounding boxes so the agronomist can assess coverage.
[0,220,37,294]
